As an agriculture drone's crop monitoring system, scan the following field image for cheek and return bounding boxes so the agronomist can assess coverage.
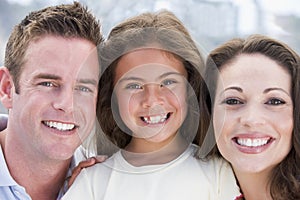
[278,115,293,146]
[116,93,136,119]
[168,86,187,111]
[213,105,228,139]
[269,108,293,142]
[275,112,293,131]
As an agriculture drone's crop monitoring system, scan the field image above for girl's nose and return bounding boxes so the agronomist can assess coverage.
[141,84,164,108]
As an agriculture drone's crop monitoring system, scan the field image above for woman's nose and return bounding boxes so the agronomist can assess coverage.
[239,103,266,127]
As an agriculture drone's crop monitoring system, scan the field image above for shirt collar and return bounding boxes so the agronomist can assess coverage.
[0,143,18,186]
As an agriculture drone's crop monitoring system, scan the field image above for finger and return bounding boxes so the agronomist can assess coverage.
[94,155,108,163]
[68,158,96,187]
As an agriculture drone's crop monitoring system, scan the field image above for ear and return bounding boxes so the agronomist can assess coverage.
[0,67,14,109]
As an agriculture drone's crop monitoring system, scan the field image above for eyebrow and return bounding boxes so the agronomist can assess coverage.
[159,71,184,79]
[263,87,290,96]
[118,71,184,84]
[77,78,98,86]
[33,73,62,81]
[221,86,243,94]
[33,73,98,86]
[219,86,290,97]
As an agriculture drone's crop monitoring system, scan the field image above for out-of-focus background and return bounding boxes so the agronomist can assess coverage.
[0,0,299,113]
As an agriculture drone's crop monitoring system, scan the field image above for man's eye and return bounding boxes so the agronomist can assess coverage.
[265,98,286,105]
[223,98,243,105]
[76,86,92,93]
[125,83,143,89]
[39,82,55,87]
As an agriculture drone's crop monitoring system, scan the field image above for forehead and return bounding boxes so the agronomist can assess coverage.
[22,36,99,80]
[221,54,290,80]
[114,48,186,82]
[219,54,291,91]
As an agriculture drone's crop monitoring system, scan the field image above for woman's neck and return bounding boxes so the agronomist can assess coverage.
[234,169,272,200]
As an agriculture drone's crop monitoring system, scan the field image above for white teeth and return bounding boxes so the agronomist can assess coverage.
[44,121,75,131]
[142,114,168,124]
[237,138,269,147]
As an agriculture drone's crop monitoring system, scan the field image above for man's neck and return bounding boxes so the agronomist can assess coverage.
[0,131,71,200]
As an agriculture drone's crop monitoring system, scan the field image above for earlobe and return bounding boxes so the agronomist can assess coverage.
[0,67,13,108]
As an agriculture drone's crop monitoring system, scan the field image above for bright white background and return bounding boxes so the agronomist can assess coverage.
[0,0,299,113]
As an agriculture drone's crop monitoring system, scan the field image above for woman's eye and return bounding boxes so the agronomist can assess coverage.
[161,79,177,87]
[265,98,286,105]
[223,98,243,105]
[126,83,142,89]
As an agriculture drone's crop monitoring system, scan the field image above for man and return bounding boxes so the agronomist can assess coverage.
[0,2,103,199]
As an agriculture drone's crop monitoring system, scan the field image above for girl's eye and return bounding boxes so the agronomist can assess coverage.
[223,98,243,105]
[160,79,177,87]
[265,98,286,105]
[125,83,143,90]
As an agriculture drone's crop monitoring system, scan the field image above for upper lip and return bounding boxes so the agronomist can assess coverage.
[232,132,273,139]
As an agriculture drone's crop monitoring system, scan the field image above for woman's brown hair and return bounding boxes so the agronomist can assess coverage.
[203,34,300,199]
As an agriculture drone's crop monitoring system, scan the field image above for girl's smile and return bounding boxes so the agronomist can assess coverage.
[113,48,188,152]
[140,112,171,125]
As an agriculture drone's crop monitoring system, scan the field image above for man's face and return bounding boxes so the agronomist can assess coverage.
[8,36,99,161]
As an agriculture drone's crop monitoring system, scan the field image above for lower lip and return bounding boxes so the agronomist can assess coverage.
[232,139,274,154]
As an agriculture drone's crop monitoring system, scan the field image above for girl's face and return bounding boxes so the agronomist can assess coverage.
[114,49,188,146]
[213,53,293,174]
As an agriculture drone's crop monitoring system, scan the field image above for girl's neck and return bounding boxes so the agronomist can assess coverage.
[123,133,189,166]
[234,169,272,200]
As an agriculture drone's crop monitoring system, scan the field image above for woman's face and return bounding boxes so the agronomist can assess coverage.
[213,53,293,174]
[113,48,188,146]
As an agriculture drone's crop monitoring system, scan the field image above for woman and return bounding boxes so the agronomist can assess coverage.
[203,34,300,199]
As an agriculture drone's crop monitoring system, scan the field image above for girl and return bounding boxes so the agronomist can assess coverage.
[62,10,239,200]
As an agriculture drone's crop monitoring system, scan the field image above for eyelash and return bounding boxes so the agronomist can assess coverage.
[125,83,143,90]
[38,82,93,93]
[75,86,93,93]
[160,79,177,87]
[222,98,243,105]
[222,97,286,106]
[125,79,178,90]
[38,81,57,87]
[265,98,286,105]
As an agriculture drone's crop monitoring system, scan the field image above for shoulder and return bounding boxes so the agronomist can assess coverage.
[62,154,118,200]
[196,156,235,179]
[81,152,119,179]
[203,157,241,199]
